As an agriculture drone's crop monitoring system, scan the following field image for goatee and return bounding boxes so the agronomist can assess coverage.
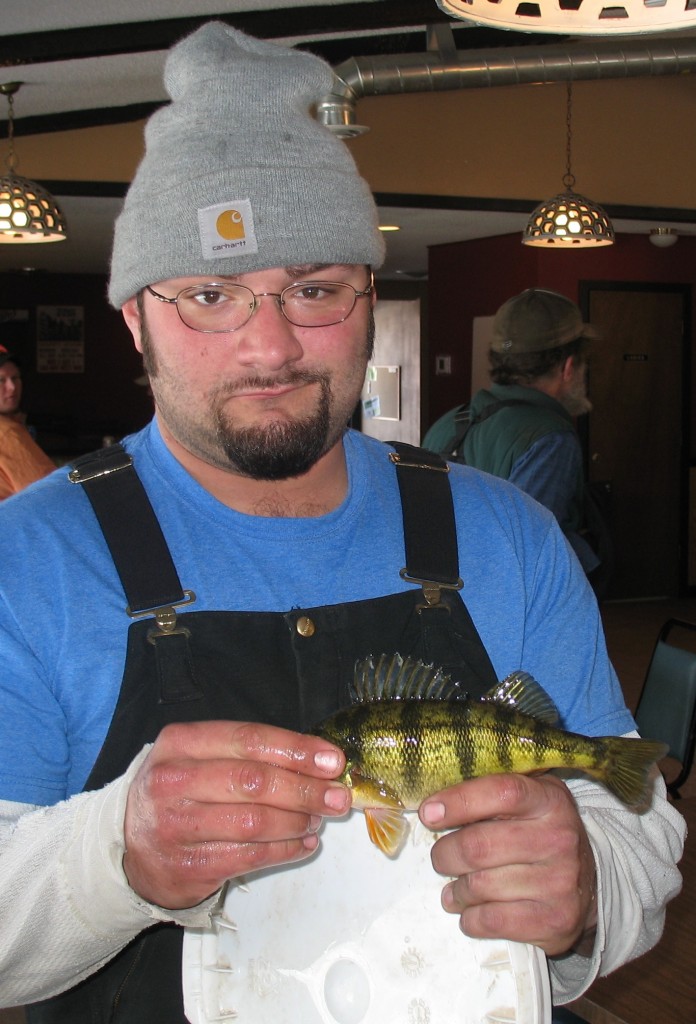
[215,371,334,480]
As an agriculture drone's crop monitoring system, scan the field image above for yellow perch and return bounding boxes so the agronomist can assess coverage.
[313,654,667,856]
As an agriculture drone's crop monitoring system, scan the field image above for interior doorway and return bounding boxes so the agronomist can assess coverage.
[579,282,690,601]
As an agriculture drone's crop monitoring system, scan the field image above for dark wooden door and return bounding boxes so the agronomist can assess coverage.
[582,285,688,600]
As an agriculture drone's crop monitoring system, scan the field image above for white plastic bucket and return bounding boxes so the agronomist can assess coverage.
[183,811,551,1024]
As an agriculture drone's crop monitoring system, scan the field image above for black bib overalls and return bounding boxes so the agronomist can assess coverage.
[26,443,497,1024]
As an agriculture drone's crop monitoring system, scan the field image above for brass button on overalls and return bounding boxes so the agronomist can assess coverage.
[296,615,316,637]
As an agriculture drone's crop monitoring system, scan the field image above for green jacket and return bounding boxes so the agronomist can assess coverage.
[463,384,576,480]
[423,386,606,582]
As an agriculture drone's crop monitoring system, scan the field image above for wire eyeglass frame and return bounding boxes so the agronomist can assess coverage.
[145,271,374,333]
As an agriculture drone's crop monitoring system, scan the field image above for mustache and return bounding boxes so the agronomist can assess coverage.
[221,370,328,394]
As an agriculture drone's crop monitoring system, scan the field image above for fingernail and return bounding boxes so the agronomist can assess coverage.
[324,784,350,812]
[441,882,454,910]
[421,801,445,825]
[307,815,322,834]
[314,750,342,773]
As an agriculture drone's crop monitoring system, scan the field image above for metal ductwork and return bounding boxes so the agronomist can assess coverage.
[317,33,696,137]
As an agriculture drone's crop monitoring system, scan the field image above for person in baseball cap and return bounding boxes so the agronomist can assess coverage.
[424,287,606,584]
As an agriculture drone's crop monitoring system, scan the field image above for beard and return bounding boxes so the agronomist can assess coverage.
[138,300,374,482]
[214,370,334,480]
[560,365,593,417]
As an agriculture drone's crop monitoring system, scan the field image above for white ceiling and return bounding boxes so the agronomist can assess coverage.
[0,0,693,281]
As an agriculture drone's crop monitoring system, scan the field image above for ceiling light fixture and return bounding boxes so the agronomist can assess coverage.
[522,81,614,249]
[436,0,696,36]
[0,81,67,244]
[378,224,401,232]
[649,227,678,248]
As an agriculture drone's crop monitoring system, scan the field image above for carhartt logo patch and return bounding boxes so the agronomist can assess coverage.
[198,199,258,259]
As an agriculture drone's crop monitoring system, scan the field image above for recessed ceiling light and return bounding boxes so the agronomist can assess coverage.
[379,224,400,232]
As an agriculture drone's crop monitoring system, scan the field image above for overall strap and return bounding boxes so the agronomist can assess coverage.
[70,441,464,616]
[388,441,463,607]
[68,444,192,617]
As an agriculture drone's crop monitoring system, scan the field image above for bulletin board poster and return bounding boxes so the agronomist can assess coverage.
[36,305,85,373]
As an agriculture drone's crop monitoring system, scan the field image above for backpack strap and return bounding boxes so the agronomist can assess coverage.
[68,444,195,620]
[447,397,534,461]
[388,441,463,607]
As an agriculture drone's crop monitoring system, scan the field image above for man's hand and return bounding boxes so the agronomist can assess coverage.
[419,773,597,956]
[123,720,349,910]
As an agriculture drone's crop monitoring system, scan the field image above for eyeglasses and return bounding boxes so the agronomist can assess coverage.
[145,272,374,333]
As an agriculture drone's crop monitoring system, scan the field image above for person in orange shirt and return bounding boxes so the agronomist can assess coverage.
[0,345,54,500]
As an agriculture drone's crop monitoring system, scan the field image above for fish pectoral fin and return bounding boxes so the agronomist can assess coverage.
[364,806,409,857]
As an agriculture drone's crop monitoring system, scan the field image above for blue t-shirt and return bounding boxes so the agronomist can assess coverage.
[0,422,633,805]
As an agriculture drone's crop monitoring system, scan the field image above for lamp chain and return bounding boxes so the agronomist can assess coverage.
[3,89,18,174]
[563,80,575,191]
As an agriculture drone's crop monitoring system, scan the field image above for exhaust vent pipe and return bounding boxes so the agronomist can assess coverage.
[316,35,696,137]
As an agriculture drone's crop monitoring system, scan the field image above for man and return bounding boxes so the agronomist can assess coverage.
[0,345,54,500]
[423,289,603,579]
[0,23,684,1024]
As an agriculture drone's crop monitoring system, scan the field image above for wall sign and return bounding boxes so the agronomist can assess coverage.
[361,364,401,421]
[37,306,85,373]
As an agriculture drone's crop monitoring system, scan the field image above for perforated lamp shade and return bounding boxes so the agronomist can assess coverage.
[522,80,614,249]
[0,81,67,243]
[522,186,615,247]
[0,173,67,242]
[437,0,696,35]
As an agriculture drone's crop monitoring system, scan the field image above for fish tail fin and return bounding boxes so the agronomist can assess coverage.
[594,737,668,809]
[365,806,410,858]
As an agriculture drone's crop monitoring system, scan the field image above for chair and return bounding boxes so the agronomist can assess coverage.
[634,618,696,799]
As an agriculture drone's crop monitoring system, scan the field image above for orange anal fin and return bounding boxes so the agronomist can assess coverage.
[364,806,409,857]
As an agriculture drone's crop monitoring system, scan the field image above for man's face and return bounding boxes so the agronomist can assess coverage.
[0,361,22,416]
[123,264,375,481]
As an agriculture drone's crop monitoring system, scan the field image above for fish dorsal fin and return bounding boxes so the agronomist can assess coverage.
[483,671,560,726]
[352,653,465,704]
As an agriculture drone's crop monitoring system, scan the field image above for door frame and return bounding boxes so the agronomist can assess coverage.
[578,280,692,596]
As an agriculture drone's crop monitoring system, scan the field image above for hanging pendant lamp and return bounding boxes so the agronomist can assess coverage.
[437,0,696,35]
[522,81,614,249]
[0,81,67,243]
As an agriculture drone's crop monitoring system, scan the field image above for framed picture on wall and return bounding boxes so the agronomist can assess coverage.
[36,305,85,373]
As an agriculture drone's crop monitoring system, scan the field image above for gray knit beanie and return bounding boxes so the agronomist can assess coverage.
[108,22,385,308]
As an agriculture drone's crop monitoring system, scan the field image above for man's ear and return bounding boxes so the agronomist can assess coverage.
[560,355,577,382]
[121,296,143,353]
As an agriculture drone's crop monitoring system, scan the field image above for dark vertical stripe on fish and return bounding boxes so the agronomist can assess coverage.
[401,700,425,798]
[458,705,478,779]
[496,707,515,773]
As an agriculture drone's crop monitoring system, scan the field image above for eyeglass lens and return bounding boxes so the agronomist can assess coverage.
[175,281,363,332]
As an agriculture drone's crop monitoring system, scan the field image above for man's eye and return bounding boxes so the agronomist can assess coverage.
[293,284,335,302]
[191,289,227,306]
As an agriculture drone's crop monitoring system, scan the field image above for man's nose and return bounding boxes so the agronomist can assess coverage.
[234,295,304,368]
